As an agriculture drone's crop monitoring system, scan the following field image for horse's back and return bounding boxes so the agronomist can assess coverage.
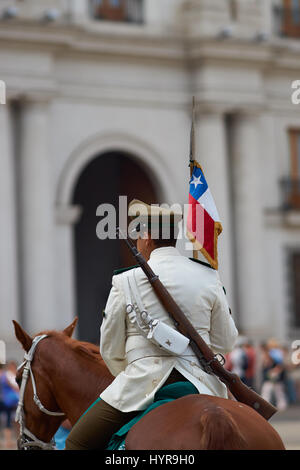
[125,394,285,450]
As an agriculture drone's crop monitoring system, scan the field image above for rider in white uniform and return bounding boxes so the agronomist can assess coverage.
[66,200,238,450]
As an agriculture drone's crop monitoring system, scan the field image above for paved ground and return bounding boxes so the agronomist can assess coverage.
[1,405,300,451]
[269,404,300,450]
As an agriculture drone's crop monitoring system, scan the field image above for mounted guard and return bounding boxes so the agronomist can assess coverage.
[65,198,239,450]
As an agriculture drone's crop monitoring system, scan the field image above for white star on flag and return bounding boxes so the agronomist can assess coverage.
[191,174,203,189]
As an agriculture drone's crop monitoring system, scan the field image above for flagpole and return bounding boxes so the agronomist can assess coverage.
[189,96,195,178]
[189,96,198,260]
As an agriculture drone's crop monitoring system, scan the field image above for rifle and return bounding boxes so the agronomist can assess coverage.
[117,228,277,421]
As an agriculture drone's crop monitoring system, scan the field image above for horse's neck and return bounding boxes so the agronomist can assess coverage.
[48,338,113,425]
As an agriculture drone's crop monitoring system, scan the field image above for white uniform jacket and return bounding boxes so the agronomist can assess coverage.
[100,247,238,412]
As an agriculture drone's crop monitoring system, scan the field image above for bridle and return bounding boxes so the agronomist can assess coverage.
[16,334,65,450]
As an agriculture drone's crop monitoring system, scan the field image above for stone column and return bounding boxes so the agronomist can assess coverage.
[19,96,56,334]
[69,0,89,23]
[230,112,268,338]
[195,109,235,312]
[0,102,19,345]
[54,205,82,334]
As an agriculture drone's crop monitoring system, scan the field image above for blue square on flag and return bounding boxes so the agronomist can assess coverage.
[189,166,208,201]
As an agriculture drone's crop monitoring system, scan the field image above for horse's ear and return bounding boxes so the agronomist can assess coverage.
[12,320,33,352]
[63,317,78,337]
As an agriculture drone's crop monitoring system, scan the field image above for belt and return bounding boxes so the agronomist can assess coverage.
[126,345,198,365]
[126,346,171,364]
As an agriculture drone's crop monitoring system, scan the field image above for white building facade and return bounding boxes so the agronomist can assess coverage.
[1,0,300,359]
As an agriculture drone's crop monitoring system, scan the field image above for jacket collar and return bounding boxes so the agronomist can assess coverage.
[149,246,181,259]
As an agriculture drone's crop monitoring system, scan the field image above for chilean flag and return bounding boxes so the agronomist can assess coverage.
[187,161,222,270]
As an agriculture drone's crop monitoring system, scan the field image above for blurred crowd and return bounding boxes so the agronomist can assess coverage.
[0,361,19,449]
[225,337,300,411]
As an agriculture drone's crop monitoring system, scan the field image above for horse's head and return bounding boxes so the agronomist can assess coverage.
[13,318,78,450]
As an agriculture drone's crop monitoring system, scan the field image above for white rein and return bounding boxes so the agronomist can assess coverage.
[16,334,65,450]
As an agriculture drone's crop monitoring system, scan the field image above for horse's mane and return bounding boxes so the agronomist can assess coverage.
[36,330,105,365]
[70,338,102,362]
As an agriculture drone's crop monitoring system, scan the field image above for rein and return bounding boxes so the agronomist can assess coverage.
[16,334,65,450]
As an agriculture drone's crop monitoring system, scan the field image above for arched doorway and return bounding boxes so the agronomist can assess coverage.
[72,151,159,343]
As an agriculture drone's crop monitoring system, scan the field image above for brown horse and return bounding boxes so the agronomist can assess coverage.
[13,319,285,450]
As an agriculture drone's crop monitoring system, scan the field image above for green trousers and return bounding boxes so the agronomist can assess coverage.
[65,399,138,450]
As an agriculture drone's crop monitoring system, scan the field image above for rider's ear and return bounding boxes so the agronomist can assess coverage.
[63,317,78,337]
[12,320,33,352]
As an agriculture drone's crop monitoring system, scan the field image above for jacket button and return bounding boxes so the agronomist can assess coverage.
[154,359,159,364]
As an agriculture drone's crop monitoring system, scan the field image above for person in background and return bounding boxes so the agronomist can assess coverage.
[261,339,288,411]
[226,336,248,384]
[243,339,257,390]
[55,419,72,450]
[0,361,19,448]
[0,365,5,446]
[281,345,298,405]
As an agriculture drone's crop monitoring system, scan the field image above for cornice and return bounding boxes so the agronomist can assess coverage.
[1,19,300,113]
[1,19,300,71]
[0,20,185,63]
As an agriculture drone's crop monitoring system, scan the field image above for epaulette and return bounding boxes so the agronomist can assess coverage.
[113,265,139,276]
[189,258,227,295]
[189,257,215,270]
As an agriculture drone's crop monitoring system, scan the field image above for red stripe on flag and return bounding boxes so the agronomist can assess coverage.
[203,209,215,260]
[187,194,216,261]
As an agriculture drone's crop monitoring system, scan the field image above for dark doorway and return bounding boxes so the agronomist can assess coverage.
[72,152,159,344]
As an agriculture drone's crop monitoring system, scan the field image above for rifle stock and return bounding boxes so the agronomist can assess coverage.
[117,229,277,420]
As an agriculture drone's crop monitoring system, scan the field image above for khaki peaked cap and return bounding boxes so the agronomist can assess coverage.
[128,199,183,228]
